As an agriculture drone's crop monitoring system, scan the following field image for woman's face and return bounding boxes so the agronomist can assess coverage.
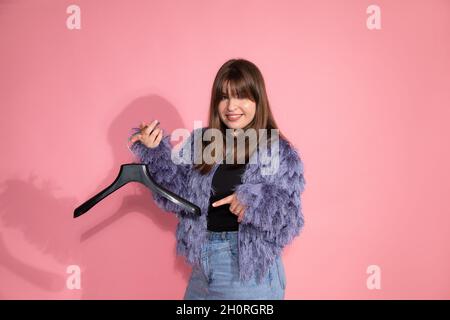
[218,85,256,132]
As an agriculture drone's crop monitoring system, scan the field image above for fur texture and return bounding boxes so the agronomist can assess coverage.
[129,126,306,283]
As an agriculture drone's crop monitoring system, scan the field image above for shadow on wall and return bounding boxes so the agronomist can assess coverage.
[0,94,196,299]
[0,178,80,299]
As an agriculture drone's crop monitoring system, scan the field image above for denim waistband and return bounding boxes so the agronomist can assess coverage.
[207,230,238,241]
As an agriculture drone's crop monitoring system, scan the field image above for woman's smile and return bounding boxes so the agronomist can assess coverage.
[225,113,243,122]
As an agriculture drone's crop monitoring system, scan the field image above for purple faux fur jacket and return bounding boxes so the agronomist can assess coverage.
[129,126,306,283]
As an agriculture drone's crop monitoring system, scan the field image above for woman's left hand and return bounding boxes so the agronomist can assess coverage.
[212,192,247,223]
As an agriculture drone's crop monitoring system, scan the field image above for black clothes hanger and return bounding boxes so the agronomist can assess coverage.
[73,163,200,218]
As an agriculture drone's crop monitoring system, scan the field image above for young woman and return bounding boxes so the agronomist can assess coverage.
[129,58,306,300]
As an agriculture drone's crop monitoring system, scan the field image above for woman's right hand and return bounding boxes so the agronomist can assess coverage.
[129,120,163,149]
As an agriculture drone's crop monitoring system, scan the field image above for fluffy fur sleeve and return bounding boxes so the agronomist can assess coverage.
[234,139,306,249]
[128,126,196,214]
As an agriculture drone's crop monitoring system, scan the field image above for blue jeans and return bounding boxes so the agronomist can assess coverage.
[183,231,286,300]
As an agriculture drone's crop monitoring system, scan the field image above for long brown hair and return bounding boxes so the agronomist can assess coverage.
[194,58,288,174]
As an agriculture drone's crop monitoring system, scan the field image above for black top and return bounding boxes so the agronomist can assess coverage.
[207,163,247,231]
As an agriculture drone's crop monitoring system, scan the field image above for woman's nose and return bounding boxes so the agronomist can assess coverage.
[226,98,240,111]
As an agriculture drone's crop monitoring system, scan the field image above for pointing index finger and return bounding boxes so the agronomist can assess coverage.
[212,194,234,207]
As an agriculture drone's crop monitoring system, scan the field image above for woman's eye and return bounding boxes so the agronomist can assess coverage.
[221,95,228,100]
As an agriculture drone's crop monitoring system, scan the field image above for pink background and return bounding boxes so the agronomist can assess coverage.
[1,0,449,299]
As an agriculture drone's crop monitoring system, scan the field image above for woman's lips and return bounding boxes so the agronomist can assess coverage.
[226,114,243,121]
